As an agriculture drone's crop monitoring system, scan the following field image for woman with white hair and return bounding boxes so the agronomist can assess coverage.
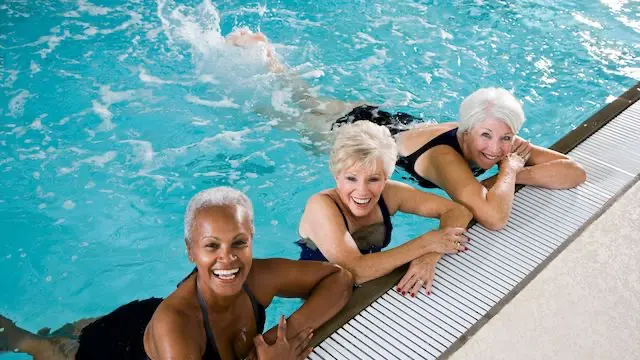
[384,87,586,230]
[1,187,354,360]
[226,31,586,230]
[298,121,474,297]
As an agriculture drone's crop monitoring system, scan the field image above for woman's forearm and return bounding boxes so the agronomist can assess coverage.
[478,166,518,230]
[439,205,473,229]
[262,266,353,343]
[516,159,586,189]
[346,231,443,284]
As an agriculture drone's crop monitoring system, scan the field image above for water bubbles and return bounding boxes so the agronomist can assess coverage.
[63,200,76,209]
[79,242,89,247]
[45,276,52,282]
[270,220,278,225]
[71,255,78,262]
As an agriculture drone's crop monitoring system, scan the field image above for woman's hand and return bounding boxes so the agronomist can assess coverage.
[396,252,442,297]
[425,227,468,254]
[502,138,532,172]
[253,316,313,360]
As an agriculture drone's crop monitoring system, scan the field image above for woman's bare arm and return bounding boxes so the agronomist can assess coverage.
[249,259,353,344]
[299,194,462,284]
[426,147,521,230]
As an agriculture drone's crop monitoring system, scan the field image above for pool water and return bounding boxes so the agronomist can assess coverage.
[1,0,639,357]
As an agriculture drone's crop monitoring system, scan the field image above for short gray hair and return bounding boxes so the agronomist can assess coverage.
[330,121,398,178]
[458,88,525,134]
[184,187,254,245]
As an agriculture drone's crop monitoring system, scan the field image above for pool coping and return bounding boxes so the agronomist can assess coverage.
[309,81,640,352]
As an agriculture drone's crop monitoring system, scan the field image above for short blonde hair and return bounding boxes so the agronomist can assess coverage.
[330,121,398,178]
[459,88,525,134]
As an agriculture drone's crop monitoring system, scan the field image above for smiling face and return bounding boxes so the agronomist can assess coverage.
[187,204,253,297]
[335,159,387,218]
[464,118,515,169]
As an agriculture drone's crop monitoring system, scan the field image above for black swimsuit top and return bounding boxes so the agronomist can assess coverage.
[195,274,266,360]
[397,127,487,188]
[297,195,393,261]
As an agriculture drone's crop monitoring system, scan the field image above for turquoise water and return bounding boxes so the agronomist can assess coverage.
[1,0,639,357]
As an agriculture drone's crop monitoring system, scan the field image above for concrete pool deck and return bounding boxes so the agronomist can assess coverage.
[450,179,640,360]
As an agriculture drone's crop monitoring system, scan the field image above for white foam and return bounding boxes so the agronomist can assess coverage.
[121,140,154,164]
[193,171,224,177]
[100,85,136,104]
[8,90,31,118]
[600,0,624,13]
[271,89,300,116]
[38,203,47,209]
[29,61,41,75]
[185,94,240,109]
[77,0,111,15]
[420,72,433,84]
[572,12,603,29]
[58,70,82,79]
[356,32,383,44]
[92,101,115,131]
[139,67,175,85]
[3,70,19,88]
[63,10,81,17]
[63,200,76,210]
[58,151,117,175]
[619,67,640,81]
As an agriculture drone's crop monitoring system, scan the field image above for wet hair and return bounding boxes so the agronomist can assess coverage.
[330,121,398,178]
[458,88,525,134]
[184,187,254,246]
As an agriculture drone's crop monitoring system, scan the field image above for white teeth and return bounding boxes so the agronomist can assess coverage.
[483,153,498,160]
[352,197,371,205]
[213,268,239,278]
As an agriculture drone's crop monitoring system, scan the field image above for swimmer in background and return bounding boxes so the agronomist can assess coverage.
[226,29,586,231]
[1,187,353,360]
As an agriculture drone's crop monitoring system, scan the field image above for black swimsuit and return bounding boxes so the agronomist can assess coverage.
[196,275,266,360]
[397,127,487,188]
[75,269,265,360]
[297,195,393,261]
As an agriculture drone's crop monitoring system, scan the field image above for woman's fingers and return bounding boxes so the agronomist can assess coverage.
[277,315,288,343]
[292,328,313,354]
[397,272,417,295]
[298,347,314,360]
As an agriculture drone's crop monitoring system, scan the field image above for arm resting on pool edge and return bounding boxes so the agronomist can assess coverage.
[248,259,354,344]
[300,194,464,285]
[427,146,520,231]
[482,139,586,190]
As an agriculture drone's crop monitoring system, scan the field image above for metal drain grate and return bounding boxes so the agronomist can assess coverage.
[308,100,640,360]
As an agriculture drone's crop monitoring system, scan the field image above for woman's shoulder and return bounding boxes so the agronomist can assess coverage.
[397,122,458,155]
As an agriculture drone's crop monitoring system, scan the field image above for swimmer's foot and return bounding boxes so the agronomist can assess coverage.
[0,314,78,359]
[0,314,30,353]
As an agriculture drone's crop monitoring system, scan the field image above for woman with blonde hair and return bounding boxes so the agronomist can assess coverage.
[298,121,473,297]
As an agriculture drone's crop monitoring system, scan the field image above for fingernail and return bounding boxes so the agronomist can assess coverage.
[428,291,431,295]
[411,293,415,298]
[396,287,401,292]
[402,291,406,296]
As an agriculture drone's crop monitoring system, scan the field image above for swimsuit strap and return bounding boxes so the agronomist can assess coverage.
[242,283,266,333]
[195,278,222,360]
[326,194,349,232]
[404,127,461,164]
[377,195,393,248]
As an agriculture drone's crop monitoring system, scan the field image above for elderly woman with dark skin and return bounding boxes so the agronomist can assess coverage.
[1,187,353,360]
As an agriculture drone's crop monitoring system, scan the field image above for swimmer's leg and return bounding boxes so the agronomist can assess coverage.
[0,314,78,360]
[226,28,362,126]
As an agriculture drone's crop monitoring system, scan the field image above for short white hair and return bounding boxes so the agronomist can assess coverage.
[184,187,254,245]
[330,121,398,178]
[459,88,525,134]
